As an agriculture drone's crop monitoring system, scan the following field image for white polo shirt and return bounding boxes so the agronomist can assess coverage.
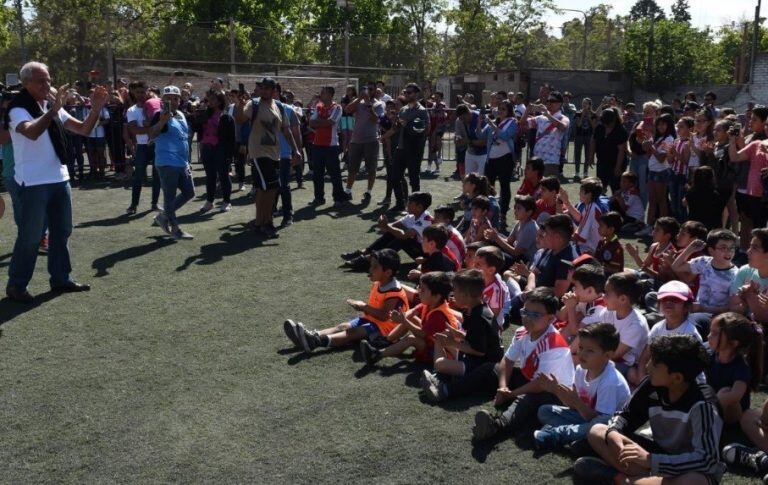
[8,105,73,187]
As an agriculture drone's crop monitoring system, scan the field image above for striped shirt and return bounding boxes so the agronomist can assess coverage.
[482,274,510,330]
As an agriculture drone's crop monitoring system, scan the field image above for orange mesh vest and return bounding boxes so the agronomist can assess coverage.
[364,282,410,336]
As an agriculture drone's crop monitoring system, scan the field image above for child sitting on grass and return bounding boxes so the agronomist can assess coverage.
[577,335,725,484]
[517,157,544,198]
[341,191,433,271]
[408,224,459,281]
[559,177,604,254]
[671,229,738,315]
[706,312,763,426]
[559,264,607,343]
[458,173,500,232]
[534,323,630,452]
[582,271,649,380]
[484,195,539,263]
[463,196,493,245]
[287,249,410,353]
[474,246,510,331]
[609,171,644,231]
[594,211,624,276]
[625,216,679,284]
[360,271,458,365]
[534,176,561,224]
[434,205,466,265]
[723,392,768,479]
[421,269,503,402]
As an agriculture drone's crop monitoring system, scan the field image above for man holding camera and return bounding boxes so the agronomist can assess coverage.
[6,61,108,303]
[523,91,570,177]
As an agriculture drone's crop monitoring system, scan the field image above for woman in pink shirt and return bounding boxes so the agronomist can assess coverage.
[729,124,768,229]
[199,90,236,213]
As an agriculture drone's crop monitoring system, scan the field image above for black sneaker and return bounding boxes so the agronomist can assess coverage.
[283,319,301,347]
[343,255,370,272]
[280,216,294,227]
[310,198,326,206]
[360,340,382,365]
[341,249,364,261]
[263,225,279,239]
[126,205,137,215]
[723,443,768,474]
[362,191,371,202]
[472,410,502,441]
[298,327,321,353]
[572,457,617,485]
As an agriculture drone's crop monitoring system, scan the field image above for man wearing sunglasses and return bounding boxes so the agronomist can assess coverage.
[390,83,429,212]
[522,90,570,177]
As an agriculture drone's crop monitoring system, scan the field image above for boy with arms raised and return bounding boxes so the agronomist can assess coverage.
[286,249,409,352]
[575,335,725,485]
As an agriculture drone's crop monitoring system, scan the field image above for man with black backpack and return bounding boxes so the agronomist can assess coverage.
[390,83,429,213]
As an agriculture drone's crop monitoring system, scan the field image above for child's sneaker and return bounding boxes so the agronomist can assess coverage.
[723,443,768,474]
[572,457,617,484]
[533,427,558,452]
[472,410,503,441]
[298,327,321,353]
[341,249,364,261]
[419,369,438,390]
[283,319,302,347]
[360,340,382,365]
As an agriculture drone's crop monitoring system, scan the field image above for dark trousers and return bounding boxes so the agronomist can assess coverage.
[201,143,232,203]
[66,133,84,179]
[366,232,423,260]
[392,138,426,206]
[486,153,514,215]
[234,150,247,184]
[574,133,591,173]
[311,145,345,202]
[279,158,293,217]
[131,144,160,208]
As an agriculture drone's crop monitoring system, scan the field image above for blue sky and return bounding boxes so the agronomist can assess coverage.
[545,0,759,35]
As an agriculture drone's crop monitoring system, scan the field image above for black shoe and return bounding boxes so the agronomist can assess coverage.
[341,249,364,261]
[389,204,405,213]
[283,319,301,347]
[723,443,768,474]
[280,216,294,227]
[362,191,371,203]
[360,340,382,365]
[343,255,370,272]
[310,198,326,206]
[263,225,279,239]
[572,457,616,485]
[472,410,503,441]
[51,281,91,293]
[6,286,33,304]
[126,205,137,215]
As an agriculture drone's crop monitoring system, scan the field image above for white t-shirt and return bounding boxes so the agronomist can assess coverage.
[8,105,73,186]
[648,135,674,172]
[574,361,630,415]
[399,211,433,243]
[619,189,645,221]
[126,104,149,145]
[649,318,702,341]
[504,324,575,385]
[574,202,602,254]
[688,256,738,309]
[83,106,109,138]
[582,308,649,366]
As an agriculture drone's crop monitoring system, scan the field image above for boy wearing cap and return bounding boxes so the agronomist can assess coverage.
[234,77,302,238]
[148,86,195,240]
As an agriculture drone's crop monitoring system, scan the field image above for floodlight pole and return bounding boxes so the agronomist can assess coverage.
[562,8,588,69]
[750,0,763,83]
[230,18,237,74]
[15,0,26,64]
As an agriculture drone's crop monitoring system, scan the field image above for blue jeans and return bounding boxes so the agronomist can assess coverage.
[131,144,160,208]
[4,175,22,227]
[157,165,195,227]
[537,405,611,445]
[311,145,344,202]
[629,154,649,208]
[279,158,293,217]
[670,172,688,222]
[8,181,73,290]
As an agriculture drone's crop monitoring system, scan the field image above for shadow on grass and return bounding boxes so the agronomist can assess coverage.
[0,290,62,325]
[0,252,12,269]
[91,236,175,277]
[175,224,278,271]
[286,346,349,365]
[76,210,152,228]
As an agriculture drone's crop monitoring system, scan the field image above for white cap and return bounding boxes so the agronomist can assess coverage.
[162,85,181,97]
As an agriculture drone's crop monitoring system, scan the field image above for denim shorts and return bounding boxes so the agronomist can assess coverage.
[648,169,671,183]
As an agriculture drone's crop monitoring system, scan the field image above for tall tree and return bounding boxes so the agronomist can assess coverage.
[629,0,664,21]
[671,0,691,23]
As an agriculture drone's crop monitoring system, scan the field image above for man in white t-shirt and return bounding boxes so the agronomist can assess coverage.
[524,91,570,177]
[126,81,161,213]
[6,62,108,303]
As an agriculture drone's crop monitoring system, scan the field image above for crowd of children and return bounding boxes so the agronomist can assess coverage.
[280,148,768,482]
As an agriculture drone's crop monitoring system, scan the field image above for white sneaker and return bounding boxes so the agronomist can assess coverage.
[221,203,232,212]
[236,183,244,192]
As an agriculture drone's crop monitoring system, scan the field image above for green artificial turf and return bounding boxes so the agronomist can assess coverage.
[0,154,762,483]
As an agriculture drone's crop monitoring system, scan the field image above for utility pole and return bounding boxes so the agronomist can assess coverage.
[562,8,588,69]
[337,0,353,85]
[14,0,26,64]
[229,18,236,74]
[750,0,763,83]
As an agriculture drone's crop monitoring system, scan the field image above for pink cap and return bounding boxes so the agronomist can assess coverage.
[657,280,693,302]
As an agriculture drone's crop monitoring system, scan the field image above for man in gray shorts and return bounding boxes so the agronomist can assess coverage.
[344,81,385,202]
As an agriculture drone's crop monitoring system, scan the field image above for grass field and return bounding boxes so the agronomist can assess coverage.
[0,153,763,483]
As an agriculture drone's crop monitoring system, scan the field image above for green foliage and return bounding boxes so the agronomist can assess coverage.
[670,0,691,24]
[629,0,664,21]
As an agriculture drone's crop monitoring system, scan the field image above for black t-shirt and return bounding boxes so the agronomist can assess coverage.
[534,243,579,288]
[593,123,629,172]
[463,304,503,366]
[711,142,736,193]
[685,187,725,231]
[705,350,751,410]
[422,251,456,274]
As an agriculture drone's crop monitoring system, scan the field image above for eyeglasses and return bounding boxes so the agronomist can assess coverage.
[520,309,544,320]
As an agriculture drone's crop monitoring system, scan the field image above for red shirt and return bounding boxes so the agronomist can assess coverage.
[595,236,624,275]
[534,199,557,219]
[517,178,541,197]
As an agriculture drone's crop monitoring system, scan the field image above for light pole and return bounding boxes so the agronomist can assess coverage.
[750,0,763,83]
[337,0,353,85]
[561,8,588,69]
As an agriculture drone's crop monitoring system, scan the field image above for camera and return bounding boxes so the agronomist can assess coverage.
[728,122,741,137]
[0,82,21,103]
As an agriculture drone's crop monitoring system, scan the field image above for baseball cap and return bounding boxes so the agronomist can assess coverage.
[162,85,181,97]
[657,280,693,302]
[563,254,596,269]
[258,77,277,88]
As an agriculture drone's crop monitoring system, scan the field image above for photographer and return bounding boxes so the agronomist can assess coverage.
[345,81,385,202]
[728,111,768,231]
[5,61,108,303]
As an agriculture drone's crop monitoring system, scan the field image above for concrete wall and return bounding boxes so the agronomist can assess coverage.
[526,69,633,106]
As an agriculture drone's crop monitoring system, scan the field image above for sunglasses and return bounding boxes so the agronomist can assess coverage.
[520,309,545,320]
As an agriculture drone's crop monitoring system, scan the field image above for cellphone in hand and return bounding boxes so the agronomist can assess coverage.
[162,100,170,113]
